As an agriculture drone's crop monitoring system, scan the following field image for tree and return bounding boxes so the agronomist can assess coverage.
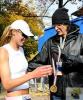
[23,0,83,18]
[23,38,38,59]
[0,1,43,59]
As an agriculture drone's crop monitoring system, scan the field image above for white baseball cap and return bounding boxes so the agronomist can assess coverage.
[10,19,34,36]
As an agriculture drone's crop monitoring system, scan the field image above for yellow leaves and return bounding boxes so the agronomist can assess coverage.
[0,15,4,24]
[0,0,45,36]
[28,19,43,35]
[0,12,24,27]
[0,1,45,58]
[9,13,24,23]
[4,2,43,36]
[15,3,43,35]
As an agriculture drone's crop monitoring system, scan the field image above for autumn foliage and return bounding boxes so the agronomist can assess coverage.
[0,1,43,58]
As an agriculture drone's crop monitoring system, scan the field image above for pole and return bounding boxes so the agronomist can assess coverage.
[58,0,63,8]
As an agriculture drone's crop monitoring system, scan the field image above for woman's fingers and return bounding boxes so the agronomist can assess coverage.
[38,65,52,75]
[33,65,53,78]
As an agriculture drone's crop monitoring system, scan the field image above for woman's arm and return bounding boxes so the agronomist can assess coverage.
[0,65,1,82]
[0,48,52,90]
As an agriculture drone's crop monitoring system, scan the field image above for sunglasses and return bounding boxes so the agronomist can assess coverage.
[16,29,28,39]
[22,33,28,39]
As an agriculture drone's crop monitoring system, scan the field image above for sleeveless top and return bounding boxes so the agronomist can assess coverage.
[3,44,29,91]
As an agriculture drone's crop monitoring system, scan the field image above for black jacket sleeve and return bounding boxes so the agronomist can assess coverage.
[61,34,83,74]
[27,41,49,72]
[61,53,83,74]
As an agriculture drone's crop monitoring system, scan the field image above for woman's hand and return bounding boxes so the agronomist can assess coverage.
[32,65,53,78]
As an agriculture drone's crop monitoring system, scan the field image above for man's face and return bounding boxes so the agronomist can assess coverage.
[55,24,68,37]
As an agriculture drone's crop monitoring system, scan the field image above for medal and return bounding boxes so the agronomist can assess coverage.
[50,85,57,93]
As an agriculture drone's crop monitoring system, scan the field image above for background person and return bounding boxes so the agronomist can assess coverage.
[27,8,83,100]
[0,19,52,100]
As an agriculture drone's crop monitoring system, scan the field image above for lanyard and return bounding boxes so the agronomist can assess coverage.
[57,37,65,62]
[52,37,66,76]
[57,45,61,62]
[60,37,65,49]
[50,36,66,93]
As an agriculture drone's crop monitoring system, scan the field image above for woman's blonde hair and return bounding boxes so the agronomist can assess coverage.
[0,25,12,46]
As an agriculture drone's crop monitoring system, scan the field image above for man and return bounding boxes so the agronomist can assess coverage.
[28,8,83,100]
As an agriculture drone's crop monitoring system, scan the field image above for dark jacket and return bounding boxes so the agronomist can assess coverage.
[28,23,83,100]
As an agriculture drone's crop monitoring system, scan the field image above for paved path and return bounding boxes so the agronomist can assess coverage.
[0,90,50,100]
[0,92,50,100]
[0,83,50,100]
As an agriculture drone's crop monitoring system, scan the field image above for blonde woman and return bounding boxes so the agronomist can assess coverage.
[0,20,52,100]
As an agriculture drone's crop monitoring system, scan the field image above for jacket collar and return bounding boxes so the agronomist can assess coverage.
[66,23,80,40]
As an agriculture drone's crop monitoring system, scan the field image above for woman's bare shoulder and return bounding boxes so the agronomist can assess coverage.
[0,47,8,59]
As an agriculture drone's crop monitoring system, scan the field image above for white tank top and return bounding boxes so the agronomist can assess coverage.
[3,44,29,91]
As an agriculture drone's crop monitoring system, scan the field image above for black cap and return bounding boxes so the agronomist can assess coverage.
[52,8,70,25]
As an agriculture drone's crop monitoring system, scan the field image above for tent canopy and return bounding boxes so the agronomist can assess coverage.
[38,16,83,52]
